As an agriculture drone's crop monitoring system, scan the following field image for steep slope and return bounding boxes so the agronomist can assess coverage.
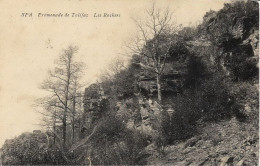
[148,117,258,165]
[80,1,259,165]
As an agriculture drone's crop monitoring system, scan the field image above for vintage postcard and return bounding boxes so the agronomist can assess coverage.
[0,0,258,165]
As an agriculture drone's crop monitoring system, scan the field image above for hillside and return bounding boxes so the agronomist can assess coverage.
[149,117,258,165]
[81,1,259,165]
[0,1,258,165]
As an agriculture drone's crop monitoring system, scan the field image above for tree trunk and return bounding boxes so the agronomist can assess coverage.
[72,96,76,142]
[53,118,56,146]
[62,55,72,149]
[63,76,70,148]
[62,111,67,148]
[156,74,162,103]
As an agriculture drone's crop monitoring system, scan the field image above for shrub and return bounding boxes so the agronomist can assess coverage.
[228,81,259,125]
[161,73,235,144]
[1,131,68,165]
[87,114,149,165]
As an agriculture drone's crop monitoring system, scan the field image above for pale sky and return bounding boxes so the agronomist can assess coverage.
[0,0,227,147]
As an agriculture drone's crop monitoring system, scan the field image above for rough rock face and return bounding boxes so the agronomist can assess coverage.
[82,83,108,134]
[243,29,259,66]
[115,96,160,136]
[114,94,175,137]
[195,1,259,80]
[137,61,188,96]
[83,82,170,138]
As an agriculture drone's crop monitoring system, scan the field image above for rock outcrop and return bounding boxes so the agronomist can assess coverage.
[114,95,163,136]
[197,1,259,80]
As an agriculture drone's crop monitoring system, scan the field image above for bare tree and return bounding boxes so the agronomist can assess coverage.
[36,97,63,146]
[41,45,84,148]
[68,77,85,142]
[99,56,126,82]
[127,4,179,103]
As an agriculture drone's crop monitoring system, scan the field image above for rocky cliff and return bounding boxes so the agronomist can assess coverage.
[81,1,259,165]
[198,1,259,80]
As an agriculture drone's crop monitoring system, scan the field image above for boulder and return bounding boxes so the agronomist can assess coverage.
[236,159,246,166]
[184,136,200,148]
[220,156,234,166]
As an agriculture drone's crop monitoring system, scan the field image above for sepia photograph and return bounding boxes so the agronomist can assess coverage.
[0,0,259,165]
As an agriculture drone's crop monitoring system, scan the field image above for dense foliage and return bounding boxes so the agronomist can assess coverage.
[1,131,67,165]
